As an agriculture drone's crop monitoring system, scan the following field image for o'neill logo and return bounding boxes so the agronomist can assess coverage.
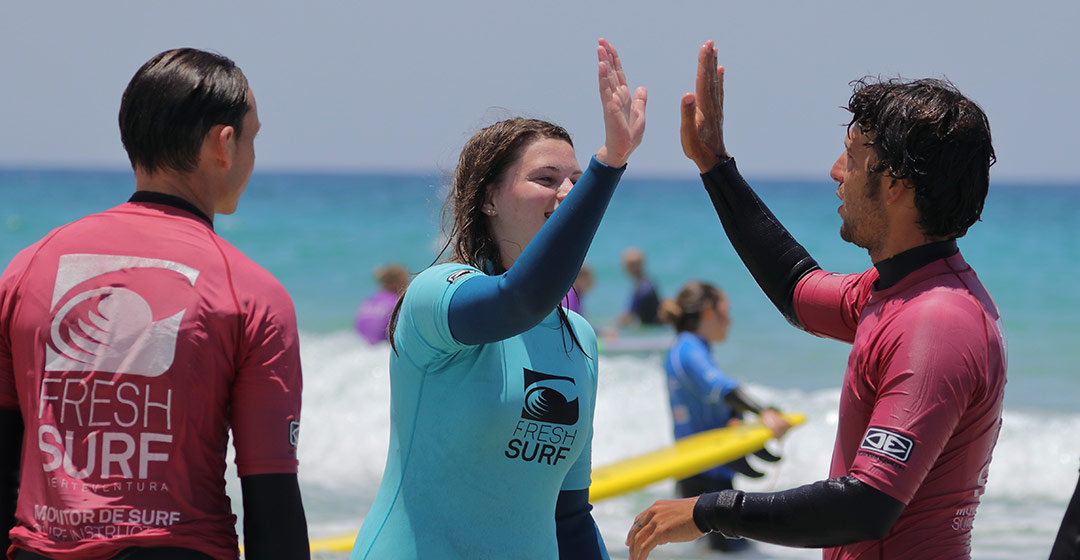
[289,420,300,448]
[44,254,199,376]
[521,368,578,426]
[860,427,914,463]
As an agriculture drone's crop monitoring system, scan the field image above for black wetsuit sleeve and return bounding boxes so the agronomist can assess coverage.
[0,410,21,555]
[723,386,765,416]
[700,159,821,328]
[1050,469,1080,560]
[692,475,905,548]
[555,489,607,559]
[449,158,624,345]
[240,473,311,560]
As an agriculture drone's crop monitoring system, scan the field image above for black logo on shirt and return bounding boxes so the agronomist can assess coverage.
[521,368,578,426]
[860,427,913,463]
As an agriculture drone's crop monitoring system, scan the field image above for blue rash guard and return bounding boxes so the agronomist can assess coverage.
[352,157,621,560]
[664,332,740,479]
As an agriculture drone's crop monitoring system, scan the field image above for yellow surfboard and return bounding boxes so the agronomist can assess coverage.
[297,412,805,554]
[589,412,806,501]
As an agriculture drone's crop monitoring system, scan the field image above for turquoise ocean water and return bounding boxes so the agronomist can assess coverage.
[2,168,1078,558]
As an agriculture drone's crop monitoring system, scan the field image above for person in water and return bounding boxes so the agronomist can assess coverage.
[355,263,410,344]
[562,263,594,317]
[627,41,1005,560]
[615,247,661,327]
[658,280,791,553]
[0,48,309,560]
[351,38,646,560]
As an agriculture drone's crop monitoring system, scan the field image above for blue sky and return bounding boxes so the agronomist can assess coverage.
[1,0,1076,182]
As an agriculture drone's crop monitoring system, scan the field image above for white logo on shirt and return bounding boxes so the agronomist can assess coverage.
[45,254,199,376]
[860,427,914,463]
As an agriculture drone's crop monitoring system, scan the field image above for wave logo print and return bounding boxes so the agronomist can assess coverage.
[45,254,199,376]
[521,368,578,425]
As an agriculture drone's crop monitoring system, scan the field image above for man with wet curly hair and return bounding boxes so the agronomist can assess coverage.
[628,41,1004,560]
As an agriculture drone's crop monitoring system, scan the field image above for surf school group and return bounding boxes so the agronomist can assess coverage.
[1,37,1076,560]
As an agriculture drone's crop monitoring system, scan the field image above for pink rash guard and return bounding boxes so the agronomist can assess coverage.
[0,200,302,560]
[794,253,1006,559]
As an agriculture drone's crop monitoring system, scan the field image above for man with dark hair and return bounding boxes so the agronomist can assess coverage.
[627,41,1005,560]
[0,48,310,560]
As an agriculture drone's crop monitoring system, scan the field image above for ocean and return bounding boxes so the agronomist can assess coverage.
[2,167,1077,558]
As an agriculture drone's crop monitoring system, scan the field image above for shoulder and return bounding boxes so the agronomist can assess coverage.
[889,280,989,330]
[565,310,598,352]
[669,333,709,364]
[403,263,482,306]
[414,262,482,286]
[209,236,294,304]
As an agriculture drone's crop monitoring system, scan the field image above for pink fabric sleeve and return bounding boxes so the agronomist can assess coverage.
[229,284,303,477]
[793,268,876,343]
[0,246,35,411]
[848,298,984,504]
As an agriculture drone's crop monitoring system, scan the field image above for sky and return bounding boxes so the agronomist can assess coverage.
[1,0,1077,183]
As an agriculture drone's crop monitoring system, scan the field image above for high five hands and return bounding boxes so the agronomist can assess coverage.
[625,39,737,560]
[595,38,647,169]
[681,40,730,173]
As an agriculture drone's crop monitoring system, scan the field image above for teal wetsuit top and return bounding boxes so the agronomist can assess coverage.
[352,263,601,559]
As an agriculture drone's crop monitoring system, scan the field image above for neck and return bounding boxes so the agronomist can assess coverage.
[134,168,216,222]
[868,214,937,264]
[873,239,958,290]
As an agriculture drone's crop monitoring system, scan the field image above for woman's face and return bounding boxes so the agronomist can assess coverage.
[483,137,582,269]
[701,295,732,343]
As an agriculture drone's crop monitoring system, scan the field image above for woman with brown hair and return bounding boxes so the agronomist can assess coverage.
[351,39,645,560]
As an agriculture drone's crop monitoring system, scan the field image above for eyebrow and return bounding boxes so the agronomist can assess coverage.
[533,165,582,175]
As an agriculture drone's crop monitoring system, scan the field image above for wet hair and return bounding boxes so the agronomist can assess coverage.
[659,280,724,333]
[119,48,250,174]
[388,118,582,352]
[846,77,996,239]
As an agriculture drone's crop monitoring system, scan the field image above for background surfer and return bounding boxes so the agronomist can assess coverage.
[657,280,791,552]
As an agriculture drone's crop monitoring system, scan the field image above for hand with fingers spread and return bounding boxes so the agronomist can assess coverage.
[681,39,730,173]
[625,498,706,560]
[595,38,647,168]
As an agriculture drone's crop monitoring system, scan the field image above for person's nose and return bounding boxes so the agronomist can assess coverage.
[830,153,846,184]
[556,178,574,200]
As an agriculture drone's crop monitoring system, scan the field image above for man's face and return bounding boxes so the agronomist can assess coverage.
[217,88,260,215]
[830,125,888,253]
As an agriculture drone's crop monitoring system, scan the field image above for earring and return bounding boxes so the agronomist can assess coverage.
[486,209,496,216]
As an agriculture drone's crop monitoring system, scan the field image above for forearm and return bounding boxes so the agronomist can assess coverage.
[240,473,310,560]
[693,475,904,548]
[450,157,624,344]
[0,410,22,554]
[700,159,820,327]
[723,386,765,416]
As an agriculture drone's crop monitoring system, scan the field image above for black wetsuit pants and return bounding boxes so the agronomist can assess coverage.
[1051,465,1080,560]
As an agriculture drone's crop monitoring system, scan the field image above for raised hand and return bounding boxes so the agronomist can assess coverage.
[681,40,729,173]
[595,38,647,168]
[625,497,706,560]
